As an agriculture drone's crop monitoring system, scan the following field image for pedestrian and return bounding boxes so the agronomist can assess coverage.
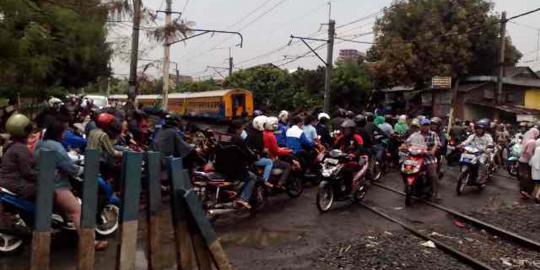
[529,138,540,202]
[518,127,539,199]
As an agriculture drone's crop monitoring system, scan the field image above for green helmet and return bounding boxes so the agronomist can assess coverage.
[6,113,32,138]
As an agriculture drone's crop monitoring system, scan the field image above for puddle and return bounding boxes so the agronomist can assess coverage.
[219,228,303,249]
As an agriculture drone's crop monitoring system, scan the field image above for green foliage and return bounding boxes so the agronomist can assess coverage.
[223,63,372,112]
[367,0,522,88]
[0,0,112,99]
[177,79,220,93]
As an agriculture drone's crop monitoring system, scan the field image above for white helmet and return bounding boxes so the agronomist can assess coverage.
[318,113,330,121]
[48,97,63,108]
[264,116,279,131]
[278,110,289,122]
[252,115,268,131]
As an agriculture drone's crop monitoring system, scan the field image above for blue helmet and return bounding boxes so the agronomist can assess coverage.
[420,118,431,126]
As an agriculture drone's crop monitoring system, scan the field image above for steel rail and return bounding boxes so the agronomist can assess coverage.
[372,182,540,251]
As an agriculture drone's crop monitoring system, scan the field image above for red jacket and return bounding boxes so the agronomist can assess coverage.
[263,130,292,159]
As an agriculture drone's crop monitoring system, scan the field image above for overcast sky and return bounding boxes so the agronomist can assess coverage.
[108,0,540,80]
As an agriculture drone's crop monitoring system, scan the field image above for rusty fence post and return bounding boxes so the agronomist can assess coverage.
[78,150,99,270]
[30,150,56,270]
[146,152,163,270]
[116,152,143,270]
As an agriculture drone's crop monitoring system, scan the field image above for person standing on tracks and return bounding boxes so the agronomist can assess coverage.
[519,127,539,199]
[529,138,540,202]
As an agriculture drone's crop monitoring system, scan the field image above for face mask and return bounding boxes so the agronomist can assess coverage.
[241,130,248,140]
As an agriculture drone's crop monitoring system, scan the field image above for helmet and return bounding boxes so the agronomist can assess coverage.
[252,115,268,131]
[398,115,407,122]
[411,118,420,128]
[430,117,442,125]
[164,114,179,127]
[96,113,116,129]
[420,118,431,126]
[337,108,347,117]
[264,116,279,131]
[5,113,32,138]
[254,110,263,117]
[48,97,63,108]
[341,119,357,129]
[278,110,289,122]
[364,112,374,122]
[354,114,366,124]
[475,119,489,129]
[346,111,355,119]
[318,113,330,121]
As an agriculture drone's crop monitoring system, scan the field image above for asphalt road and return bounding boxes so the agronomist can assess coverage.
[0,166,524,270]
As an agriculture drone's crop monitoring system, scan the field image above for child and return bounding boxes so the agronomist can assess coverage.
[529,138,540,202]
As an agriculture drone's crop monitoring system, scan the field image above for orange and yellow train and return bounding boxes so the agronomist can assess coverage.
[109,88,253,120]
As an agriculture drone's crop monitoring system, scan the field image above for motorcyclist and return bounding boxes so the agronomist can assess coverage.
[277,110,289,147]
[331,108,347,131]
[0,114,36,199]
[459,119,494,186]
[449,118,467,144]
[263,116,293,188]
[303,114,318,143]
[286,116,316,173]
[246,115,274,186]
[405,118,441,200]
[394,115,409,137]
[334,119,365,193]
[316,113,332,147]
[34,118,108,250]
[431,117,447,173]
[35,97,63,130]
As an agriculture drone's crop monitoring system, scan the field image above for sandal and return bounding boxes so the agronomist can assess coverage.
[95,240,109,251]
[235,200,252,209]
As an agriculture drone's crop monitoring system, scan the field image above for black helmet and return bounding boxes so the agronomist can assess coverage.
[354,114,366,125]
[341,119,357,129]
[364,112,374,122]
[346,111,355,119]
[164,114,179,127]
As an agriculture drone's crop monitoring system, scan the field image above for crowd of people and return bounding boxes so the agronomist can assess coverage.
[1,96,540,251]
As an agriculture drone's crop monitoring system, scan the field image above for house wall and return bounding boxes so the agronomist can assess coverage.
[524,89,540,110]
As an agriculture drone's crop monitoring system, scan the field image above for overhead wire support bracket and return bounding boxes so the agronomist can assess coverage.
[168,29,243,47]
[289,35,328,65]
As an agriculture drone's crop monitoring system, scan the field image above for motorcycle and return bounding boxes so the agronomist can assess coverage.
[257,159,304,199]
[0,174,120,254]
[506,139,522,177]
[316,149,370,212]
[401,146,431,206]
[446,139,461,167]
[456,146,490,195]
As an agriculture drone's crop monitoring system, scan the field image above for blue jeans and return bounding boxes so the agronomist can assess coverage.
[255,158,273,182]
[240,171,257,201]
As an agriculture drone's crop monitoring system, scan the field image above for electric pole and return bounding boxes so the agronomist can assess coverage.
[323,19,335,113]
[228,48,233,77]
[161,0,172,110]
[127,0,142,106]
[496,11,507,106]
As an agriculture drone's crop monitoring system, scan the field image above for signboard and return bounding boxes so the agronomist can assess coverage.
[432,76,452,89]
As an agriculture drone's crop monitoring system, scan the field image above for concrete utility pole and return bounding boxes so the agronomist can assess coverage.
[323,19,335,113]
[161,0,172,110]
[228,48,233,77]
[496,11,507,106]
[127,0,142,105]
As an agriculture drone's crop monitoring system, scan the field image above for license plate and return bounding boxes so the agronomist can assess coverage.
[461,153,476,160]
[326,158,339,165]
[404,160,419,166]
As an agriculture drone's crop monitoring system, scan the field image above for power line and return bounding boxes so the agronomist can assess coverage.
[336,9,383,30]
[181,0,190,14]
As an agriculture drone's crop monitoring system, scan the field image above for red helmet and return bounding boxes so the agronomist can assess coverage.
[96,113,116,129]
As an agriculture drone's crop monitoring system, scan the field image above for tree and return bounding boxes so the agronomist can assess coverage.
[0,0,112,99]
[331,62,373,111]
[367,0,522,88]
[177,79,220,93]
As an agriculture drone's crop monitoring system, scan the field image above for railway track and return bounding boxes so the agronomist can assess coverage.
[360,182,540,269]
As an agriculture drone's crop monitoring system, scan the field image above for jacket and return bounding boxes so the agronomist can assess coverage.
[286,125,315,155]
[277,122,288,147]
[153,127,193,165]
[334,134,365,156]
[263,130,292,159]
[87,128,121,162]
[246,126,265,154]
[0,142,36,197]
[34,140,81,189]
[316,123,332,147]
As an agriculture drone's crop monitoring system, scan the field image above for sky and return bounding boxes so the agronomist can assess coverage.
[108,0,540,80]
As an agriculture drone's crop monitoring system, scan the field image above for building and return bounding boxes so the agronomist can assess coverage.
[337,49,364,64]
[379,66,540,122]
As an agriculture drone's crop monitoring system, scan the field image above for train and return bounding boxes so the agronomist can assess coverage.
[109,88,254,120]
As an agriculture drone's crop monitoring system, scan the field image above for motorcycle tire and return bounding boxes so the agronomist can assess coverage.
[372,161,383,182]
[250,184,267,213]
[316,183,334,213]
[0,232,23,254]
[456,169,470,196]
[286,176,304,199]
[507,162,518,177]
[354,182,368,203]
[405,185,413,206]
[96,204,120,237]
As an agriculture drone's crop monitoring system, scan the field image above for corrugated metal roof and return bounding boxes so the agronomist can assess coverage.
[457,83,487,92]
[467,100,540,115]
